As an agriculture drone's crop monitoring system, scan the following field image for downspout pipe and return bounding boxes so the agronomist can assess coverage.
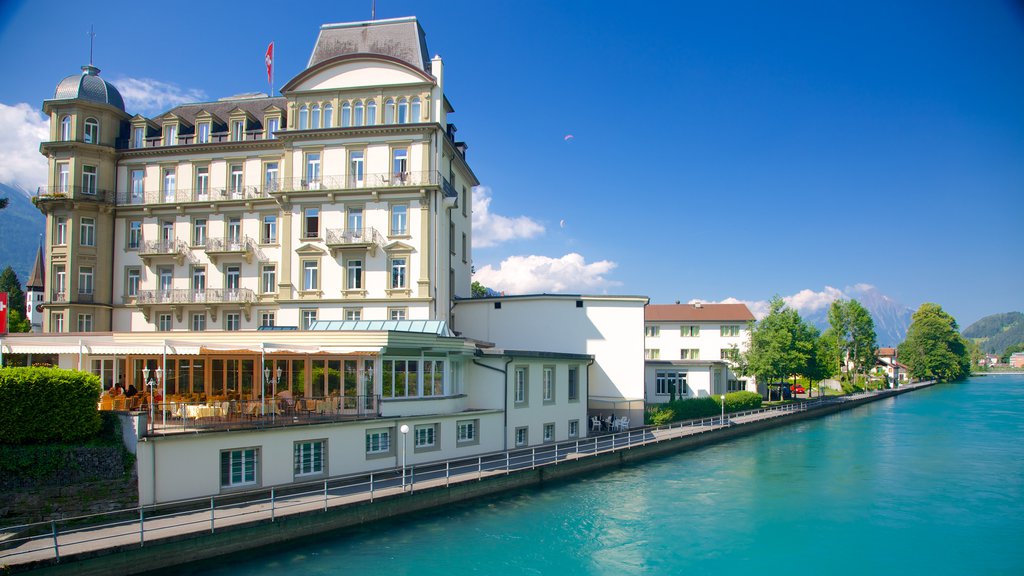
[473,354,513,451]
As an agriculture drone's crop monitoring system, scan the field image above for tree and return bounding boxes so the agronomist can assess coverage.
[0,266,31,333]
[471,281,490,298]
[828,299,878,388]
[740,296,816,400]
[898,303,971,382]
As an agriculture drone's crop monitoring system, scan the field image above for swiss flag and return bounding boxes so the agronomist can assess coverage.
[0,292,8,335]
[265,42,274,84]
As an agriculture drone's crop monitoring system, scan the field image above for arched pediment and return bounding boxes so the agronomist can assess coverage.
[282,54,435,93]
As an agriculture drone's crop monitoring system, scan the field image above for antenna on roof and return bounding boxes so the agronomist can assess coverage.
[371,0,376,20]
[87,25,96,66]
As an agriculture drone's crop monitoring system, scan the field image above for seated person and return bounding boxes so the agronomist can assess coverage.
[125,382,138,398]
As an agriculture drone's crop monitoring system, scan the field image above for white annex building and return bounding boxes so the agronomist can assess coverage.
[642,302,756,401]
[0,17,648,506]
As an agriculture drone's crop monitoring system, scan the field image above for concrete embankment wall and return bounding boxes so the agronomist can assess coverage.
[20,383,933,576]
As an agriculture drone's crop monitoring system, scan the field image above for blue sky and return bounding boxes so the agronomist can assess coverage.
[0,0,1021,327]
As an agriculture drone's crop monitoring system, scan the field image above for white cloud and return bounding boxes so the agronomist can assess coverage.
[112,77,206,116]
[473,253,619,294]
[703,286,848,319]
[0,103,49,193]
[471,186,545,248]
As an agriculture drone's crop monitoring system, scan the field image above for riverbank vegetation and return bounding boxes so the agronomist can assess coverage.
[898,303,971,382]
[645,391,762,425]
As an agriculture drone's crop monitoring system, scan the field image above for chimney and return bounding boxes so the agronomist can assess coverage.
[693,300,702,309]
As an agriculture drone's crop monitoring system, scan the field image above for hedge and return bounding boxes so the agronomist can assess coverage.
[0,367,102,444]
[645,391,763,425]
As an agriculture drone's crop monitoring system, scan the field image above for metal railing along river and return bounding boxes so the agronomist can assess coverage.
[0,396,845,565]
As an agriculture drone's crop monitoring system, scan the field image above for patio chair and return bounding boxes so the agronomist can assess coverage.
[617,417,630,431]
[590,416,602,431]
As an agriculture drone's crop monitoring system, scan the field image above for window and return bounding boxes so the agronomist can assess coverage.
[158,313,172,332]
[397,99,408,123]
[229,164,244,196]
[132,126,144,148]
[411,97,422,122]
[60,115,72,141]
[366,100,376,124]
[681,325,700,337]
[384,98,395,124]
[294,440,325,477]
[568,366,580,401]
[721,325,741,337]
[381,359,446,399]
[461,186,467,217]
[543,423,555,443]
[645,325,660,337]
[51,312,65,332]
[191,312,207,332]
[389,307,407,321]
[301,309,317,330]
[514,367,528,404]
[162,168,176,202]
[365,429,391,455]
[193,218,207,247]
[78,266,94,295]
[391,204,408,235]
[303,152,321,188]
[543,367,555,402]
[84,118,98,144]
[346,259,362,290]
[341,102,351,127]
[130,169,145,203]
[304,207,319,238]
[191,266,206,293]
[261,264,276,294]
[656,370,688,396]
[311,105,321,128]
[126,268,141,297]
[254,215,275,246]
[392,148,408,180]
[232,120,244,141]
[80,218,95,247]
[347,207,363,233]
[302,260,319,291]
[568,420,579,439]
[354,101,364,126]
[263,163,279,193]
[721,348,739,361]
[198,122,210,144]
[345,308,362,321]
[349,151,364,187]
[77,313,93,332]
[57,162,70,193]
[227,218,241,246]
[681,349,700,360]
[127,220,142,249]
[515,426,528,447]
[164,124,177,146]
[260,312,276,328]
[462,233,467,263]
[225,265,241,293]
[298,105,308,130]
[225,313,241,331]
[390,257,407,289]
[53,266,66,300]
[82,165,97,194]
[323,103,333,128]
[449,223,456,254]
[414,425,436,449]
[220,448,258,488]
[457,419,478,444]
[160,220,174,245]
[55,217,67,245]
[158,268,173,294]
[645,349,660,360]
[266,117,279,139]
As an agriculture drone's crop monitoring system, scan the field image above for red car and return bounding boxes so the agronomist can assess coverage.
[791,385,806,395]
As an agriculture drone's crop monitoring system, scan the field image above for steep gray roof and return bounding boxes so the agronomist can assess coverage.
[26,245,44,290]
[309,16,430,73]
[53,65,125,111]
[153,96,287,128]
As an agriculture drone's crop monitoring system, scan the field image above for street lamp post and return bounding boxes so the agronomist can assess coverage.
[721,394,726,427]
[399,424,410,491]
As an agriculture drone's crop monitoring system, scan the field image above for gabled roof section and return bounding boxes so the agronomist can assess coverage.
[152,96,287,127]
[309,16,430,73]
[26,245,44,290]
[645,303,755,323]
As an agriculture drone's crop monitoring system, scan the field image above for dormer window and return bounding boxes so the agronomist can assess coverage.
[265,117,279,139]
[164,124,177,146]
[411,97,422,122]
[198,122,210,144]
[232,120,245,141]
[132,126,144,148]
[299,105,308,130]
[60,115,72,141]
[324,104,333,128]
[84,118,99,144]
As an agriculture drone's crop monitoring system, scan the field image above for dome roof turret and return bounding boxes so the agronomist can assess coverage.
[53,65,125,111]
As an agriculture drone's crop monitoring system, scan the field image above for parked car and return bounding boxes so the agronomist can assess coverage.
[791,385,806,394]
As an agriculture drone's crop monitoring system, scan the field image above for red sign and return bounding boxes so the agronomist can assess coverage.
[0,292,8,335]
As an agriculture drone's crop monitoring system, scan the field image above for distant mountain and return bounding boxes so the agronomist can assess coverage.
[0,183,46,282]
[802,285,914,347]
[962,312,1024,354]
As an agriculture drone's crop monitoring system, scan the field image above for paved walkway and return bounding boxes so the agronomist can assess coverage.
[0,383,931,570]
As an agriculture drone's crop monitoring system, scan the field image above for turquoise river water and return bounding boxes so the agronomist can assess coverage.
[185,375,1024,575]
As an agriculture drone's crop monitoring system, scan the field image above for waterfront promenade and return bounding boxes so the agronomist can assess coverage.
[0,382,933,574]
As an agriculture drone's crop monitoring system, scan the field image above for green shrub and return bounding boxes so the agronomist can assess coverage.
[721,391,762,412]
[645,406,676,425]
[646,391,763,425]
[0,367,102,444]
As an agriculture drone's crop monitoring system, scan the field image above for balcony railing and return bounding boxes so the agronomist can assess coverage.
[277,171,439,193]
[116,186,272,205]
[205,236,256,264]
[325,227,384,257]
[50,291,68,303]
[140,239,186,257]
[35,186,115,204]
[133,288,256,306]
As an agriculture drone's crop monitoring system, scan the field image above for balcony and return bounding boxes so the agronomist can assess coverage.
[204,236,257,264]
[276,171,440,195]
[139,239,189,266]
[132,288,256,323]
[325,227,384,257]
[34,185,114,205]
[116,186,272,206]
[50,291,69,303]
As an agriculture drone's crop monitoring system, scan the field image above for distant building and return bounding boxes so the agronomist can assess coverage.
[25,245,45,332]
[642,302,755,401]
[1010,352,1024,369]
